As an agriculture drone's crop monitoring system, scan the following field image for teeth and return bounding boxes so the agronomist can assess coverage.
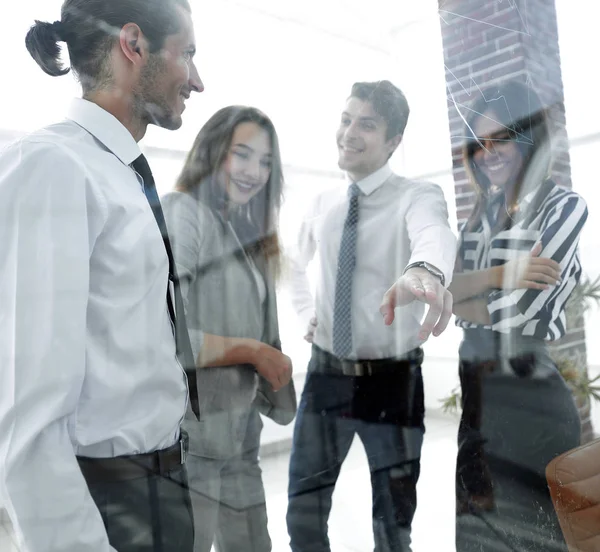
[233,180,253,190]
[487,162,505,171]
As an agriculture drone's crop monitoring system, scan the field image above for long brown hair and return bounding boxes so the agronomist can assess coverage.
[176,105,283,276]
[462,80,552,232]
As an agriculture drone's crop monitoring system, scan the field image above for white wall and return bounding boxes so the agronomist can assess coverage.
[556,0,600,368]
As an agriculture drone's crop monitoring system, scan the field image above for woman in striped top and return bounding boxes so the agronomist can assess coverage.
[449,80,588,551]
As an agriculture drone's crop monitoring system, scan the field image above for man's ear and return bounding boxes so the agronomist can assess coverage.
[119,23,146,63]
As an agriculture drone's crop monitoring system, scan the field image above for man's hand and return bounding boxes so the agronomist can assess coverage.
[379,267,453,341]
[304,317,318,343]
[253,343,293,391]
[497,242,561,290]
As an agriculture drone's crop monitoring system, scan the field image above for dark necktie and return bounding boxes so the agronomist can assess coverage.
[332,183,361,359]
[131,154,200,419]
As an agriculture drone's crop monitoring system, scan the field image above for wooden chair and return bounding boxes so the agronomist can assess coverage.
[546,437,600,551]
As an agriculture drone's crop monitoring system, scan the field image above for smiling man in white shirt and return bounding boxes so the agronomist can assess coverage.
[0,1,204,551]
[285,80,457,552]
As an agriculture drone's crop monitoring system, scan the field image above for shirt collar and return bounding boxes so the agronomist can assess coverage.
[348,163,393,196]
[520,188,537,208]
[66,98,142,166]
[494,179,555,211]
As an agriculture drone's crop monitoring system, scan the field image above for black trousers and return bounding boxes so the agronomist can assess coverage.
[456,330,580,552]
[84,464,194,552]
[287,346,425,552]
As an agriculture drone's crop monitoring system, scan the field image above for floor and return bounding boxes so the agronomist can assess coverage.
[1,410,459,552]
[3,395,599,551]
[261,409,459,552]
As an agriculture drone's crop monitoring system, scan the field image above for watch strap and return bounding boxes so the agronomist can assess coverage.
[403,261,445,287]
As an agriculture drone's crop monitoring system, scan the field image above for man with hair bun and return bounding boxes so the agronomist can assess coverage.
[0,1,203,550]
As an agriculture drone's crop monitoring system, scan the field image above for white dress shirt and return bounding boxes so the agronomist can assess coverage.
[0,99,188,552]
[288,163,456,359]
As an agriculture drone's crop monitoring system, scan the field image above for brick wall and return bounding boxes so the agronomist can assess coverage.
[439,0,573,214]
[438,0,592,440]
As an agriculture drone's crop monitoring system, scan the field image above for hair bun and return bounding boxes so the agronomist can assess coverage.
[25,19,70,77]
[50,20,67,42]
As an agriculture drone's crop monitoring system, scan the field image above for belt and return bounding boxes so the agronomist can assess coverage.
[77,431,189,483]
[311,345,423,376]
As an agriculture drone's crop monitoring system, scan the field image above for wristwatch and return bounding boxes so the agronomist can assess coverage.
[403,261,445,287]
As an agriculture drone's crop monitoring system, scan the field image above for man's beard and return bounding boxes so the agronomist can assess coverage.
[133,54,181,130]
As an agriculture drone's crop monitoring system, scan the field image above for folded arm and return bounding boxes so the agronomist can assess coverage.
[450,244,562,305]
[486,194,588,332]
[454,193,588,328]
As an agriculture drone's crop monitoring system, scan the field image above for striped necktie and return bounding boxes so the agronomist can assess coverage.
[332,183,361,359]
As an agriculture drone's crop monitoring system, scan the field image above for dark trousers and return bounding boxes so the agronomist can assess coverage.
[456,330,580,552]
[286,346,425,552]
[83,464,194,552]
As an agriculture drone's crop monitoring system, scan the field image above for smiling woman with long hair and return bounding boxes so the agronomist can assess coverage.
[449,80,588,551]
[162,106,297,552]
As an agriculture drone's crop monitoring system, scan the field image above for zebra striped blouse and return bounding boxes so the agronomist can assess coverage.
[455,180,588,340]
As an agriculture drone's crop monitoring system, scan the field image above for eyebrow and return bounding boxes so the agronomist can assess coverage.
[476,130,512,142]
[341,112,379,123]
[232,143,272,156]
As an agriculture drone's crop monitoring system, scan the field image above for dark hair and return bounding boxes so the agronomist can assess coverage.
[176,106,284,276]
[462,80,552,232]
[350,80,410,140]
[25,0,190,91]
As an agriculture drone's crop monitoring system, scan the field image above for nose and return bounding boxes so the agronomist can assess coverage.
[477,138,497,159]
[487,141,502,160]
[342,121,359,142]
[189,62,204,93]
[243,158,262,182]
